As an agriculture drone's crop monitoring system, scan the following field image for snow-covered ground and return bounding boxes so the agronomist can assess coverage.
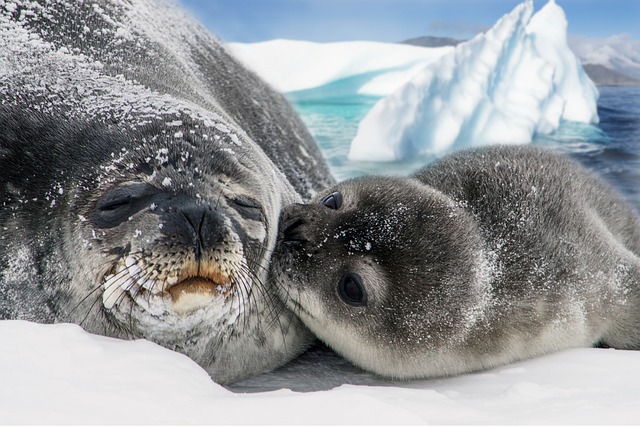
[1,320,639,424]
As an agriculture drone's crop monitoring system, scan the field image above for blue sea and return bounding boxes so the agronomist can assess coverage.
[290,86,640,210]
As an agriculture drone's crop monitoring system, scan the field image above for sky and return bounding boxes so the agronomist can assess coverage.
[178,0,640,44]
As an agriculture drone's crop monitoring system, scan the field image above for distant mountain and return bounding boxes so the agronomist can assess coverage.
[399,36,464,48]
[582,63,640,86]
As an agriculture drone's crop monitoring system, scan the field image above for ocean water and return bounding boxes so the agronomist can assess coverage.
[291,86,640,209]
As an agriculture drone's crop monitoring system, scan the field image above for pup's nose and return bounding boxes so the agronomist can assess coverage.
[280,216,309,244]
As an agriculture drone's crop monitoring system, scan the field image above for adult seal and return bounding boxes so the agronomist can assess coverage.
[0,0,333,384]
[274,145,640,380]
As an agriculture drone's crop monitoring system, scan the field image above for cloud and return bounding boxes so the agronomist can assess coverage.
[569,33,640,80]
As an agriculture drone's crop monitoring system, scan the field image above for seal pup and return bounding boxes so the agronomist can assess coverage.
[274,145,640,380]
[0,0,333,384]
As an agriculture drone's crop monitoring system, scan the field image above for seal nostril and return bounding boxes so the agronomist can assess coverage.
[281,218,308,243]
[283,218,305,235]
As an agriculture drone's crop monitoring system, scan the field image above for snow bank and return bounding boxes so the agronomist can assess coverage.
[350,0,599,161]
[228,39,452,96]
[1,320,640,424]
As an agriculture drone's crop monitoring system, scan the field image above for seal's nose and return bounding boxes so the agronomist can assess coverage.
[280,217,308,244]
[162,198,224,259]
[278,204,311,245]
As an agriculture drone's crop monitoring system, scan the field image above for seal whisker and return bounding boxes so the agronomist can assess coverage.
[234,264,265,321]
[126,281,148,334]
[68,283,104,318]
[237,244,266,326]
[80,264,137,328]
[235,262,264,335]
[233,274,254,334]
[72,262,133,321]
[236,262,291,345]
[267,272,300,320]
[78,293,103,329]
[234,257,282,337]
[245,248,292,328]
[265,274,306,349]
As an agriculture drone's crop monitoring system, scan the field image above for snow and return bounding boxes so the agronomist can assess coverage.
[350,0,599,161]
[228,39,452,96]
[1,320,639,424]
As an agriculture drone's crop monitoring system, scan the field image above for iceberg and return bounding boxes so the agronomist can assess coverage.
[349,0,599,161]
[228,39,452,97]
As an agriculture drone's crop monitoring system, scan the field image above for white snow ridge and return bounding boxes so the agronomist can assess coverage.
[1,321,640,424]
[349,0,599,161]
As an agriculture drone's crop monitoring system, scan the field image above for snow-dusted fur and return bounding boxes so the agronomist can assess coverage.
[0,0,333,384]
[275,146,640,380]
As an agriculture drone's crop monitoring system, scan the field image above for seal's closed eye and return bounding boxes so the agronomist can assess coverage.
[92,182,158,228]
[230,195,263,222]
[321,191,342,210]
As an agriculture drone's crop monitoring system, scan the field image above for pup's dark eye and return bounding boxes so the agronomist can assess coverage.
[321,191,342,210]
[230,196,263,222]
[92,182,158,228]
[338,272,367,307]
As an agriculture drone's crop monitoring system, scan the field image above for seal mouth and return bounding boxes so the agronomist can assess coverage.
[102,257,235,316]
[167,276,220,300]
[166,274,234,315]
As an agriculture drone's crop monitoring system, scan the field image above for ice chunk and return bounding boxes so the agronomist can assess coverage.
[349,0,599,162]
[228,40,452,96]
[527,0,599,123]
